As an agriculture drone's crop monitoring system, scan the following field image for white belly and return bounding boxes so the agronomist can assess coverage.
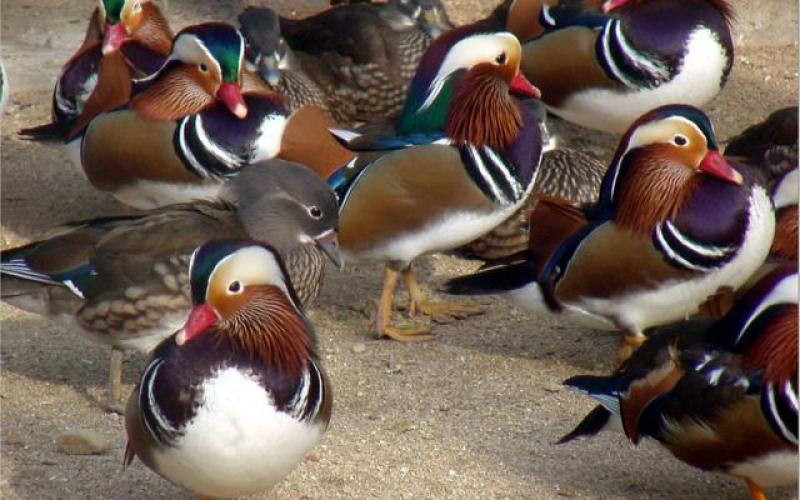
[152,367,324,498]
[731,450,799,488]
[345,205,523,265]
[552,27,729,133]
[505,282,616,331]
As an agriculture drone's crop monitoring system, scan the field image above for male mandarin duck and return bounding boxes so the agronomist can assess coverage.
[560,264,798,500]
[459,145,607,261]
[19,0,172,141]
[267,0,453,125]
[517,0,734,133]
[0,160,340,410]
[71,22,289,209]
[124,239,331,497]
[331,31,543,341]
[445,105,775,362]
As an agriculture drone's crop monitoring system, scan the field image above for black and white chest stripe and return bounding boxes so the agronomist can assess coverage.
[459,144,524,206]
[138,356,326,447]
[595,19,670,90]
[762,378,799,446]
[287,359,326,423]
[139,358,182,446]
[174,114,250,180]
[653,220,736,272]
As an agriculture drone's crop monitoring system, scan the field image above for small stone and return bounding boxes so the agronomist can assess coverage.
[544,384,562,393]
[305,453,320,462]
[3,433,26,446]
[351,343,366,354]
[56,430,110,455]
[431,314,454,325]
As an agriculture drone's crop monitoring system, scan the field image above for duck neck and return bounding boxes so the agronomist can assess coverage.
[221,286,313,377]
[445,69,521,150]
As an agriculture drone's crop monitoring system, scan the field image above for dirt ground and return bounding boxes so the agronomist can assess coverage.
[0,0,797,498]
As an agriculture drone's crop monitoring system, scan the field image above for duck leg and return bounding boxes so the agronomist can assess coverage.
[745,478,767,500]
[107,347,126,414]
[402,266,483,319]
[614,331,646,368]
[374,266,435,342]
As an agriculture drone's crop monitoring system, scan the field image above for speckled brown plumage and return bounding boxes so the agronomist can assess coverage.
[1,160,339,409]
[282,4,438,125]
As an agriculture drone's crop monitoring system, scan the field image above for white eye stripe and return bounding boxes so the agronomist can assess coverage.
[608,116,710,200]
[418,32,519,112]
[169,34,224,80]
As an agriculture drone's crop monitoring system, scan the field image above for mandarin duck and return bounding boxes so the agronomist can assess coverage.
[273,0,452,125]
[697,108,799,318]
[238,7,336,121]
[19,0,172,141]
[459,145,606,261]
[1,160,340,410]
[124,239,331,497]
[445,105,775,363]
[726,107,798,263]
[516,0,734,133]
[71,22,289,209]
[331,31,543,341]
[560,264,798,500]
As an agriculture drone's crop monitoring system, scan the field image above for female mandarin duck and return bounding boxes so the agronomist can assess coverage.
[560,264,798,500]
[238,7,334,119]
[332,30,543,341]
[72,22,289,209]
[517,0,734,133]
[0,160,341,410]
[124,239,331,498]
[263,0,452,125]
[726,107,798,263]
[446,105,775,362]
[19,0,172,141]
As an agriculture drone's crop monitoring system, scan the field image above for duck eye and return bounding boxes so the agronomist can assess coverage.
[495,52,507,65]
[228,281,242,294]
[673,134,688,147]
[308,206,323,219]
[198,63,208,73]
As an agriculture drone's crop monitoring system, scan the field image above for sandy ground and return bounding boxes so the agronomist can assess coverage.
[1,0,798,498]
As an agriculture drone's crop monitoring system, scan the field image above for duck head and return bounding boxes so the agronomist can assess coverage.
[238,7,296,87]
[131,23,248,121]
[396,28,540,147]
[384,0,454,38]
[98,0,171,55]
[602,104,743,234]
[178,239,313,373]
[224,160,344,270]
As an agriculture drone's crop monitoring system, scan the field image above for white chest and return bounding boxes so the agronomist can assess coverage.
[553,27,730,133]
[152,367,325,498]
[730,450,799,488]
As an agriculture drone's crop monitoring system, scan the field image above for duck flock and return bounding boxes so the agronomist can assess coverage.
[1,0,798,498]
